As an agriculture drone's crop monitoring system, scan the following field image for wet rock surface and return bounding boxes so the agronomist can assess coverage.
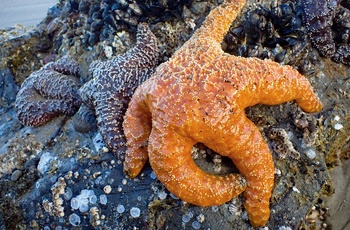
[0,0,349,229]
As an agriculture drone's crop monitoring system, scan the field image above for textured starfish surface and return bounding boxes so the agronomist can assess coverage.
[123,0,323,227]
[15,55,81,126]
[78,23,159,154]
[300,0,350,65]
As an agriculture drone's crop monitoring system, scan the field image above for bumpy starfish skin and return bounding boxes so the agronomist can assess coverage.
[78,23,159,154]
[300,0,350,65]
[123,0,323,227]
[15,55,81,126]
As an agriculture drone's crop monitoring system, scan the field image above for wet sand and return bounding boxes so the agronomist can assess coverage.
[0,0,57,28]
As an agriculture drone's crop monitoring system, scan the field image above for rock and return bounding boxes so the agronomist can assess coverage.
[0,0,350,229]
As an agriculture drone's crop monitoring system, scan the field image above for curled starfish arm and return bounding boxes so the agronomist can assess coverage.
[148,123,247,206]
[15,70,81,126]
[123,87,152,177]
[206,113,274,227]
[16,88,74,126]
[32,71,81,110]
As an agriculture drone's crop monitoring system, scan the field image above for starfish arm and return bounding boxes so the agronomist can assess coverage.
[123,86,152,177]
[15,85,74,126]
[201,112,274,227]
[300,0,337,57]
[32,71,81,111]
[218,55,323,112]
[79,80,97,110]
[52,55,81,77]
[118,23,159,70]
[194,0,246,44]
[147,123,247,206]
[15,70,81,126]
[93,91,129,154]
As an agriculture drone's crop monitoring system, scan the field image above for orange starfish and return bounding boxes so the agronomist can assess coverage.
[123,0,323,227]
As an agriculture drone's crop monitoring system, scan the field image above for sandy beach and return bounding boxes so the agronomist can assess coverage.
[0,0,57,28]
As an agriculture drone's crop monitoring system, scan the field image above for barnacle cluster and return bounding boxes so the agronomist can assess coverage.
[0,133,42,177]
[267,127,300,159]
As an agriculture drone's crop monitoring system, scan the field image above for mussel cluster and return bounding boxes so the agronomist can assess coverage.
[334,5,350,47]
[223,0,318,75]
[46,0,192,51]
[331,3,350,64]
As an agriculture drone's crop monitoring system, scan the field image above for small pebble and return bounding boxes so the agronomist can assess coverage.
[100,194,108,205]
[292,186,300,193]
[117,204,125,213]
[81,189,90,198]
[182,212,193,223]
[334,123,343,130]
[158,191,167,200]
[69,213,81,226]
[228,204,239,213]
[80,197,89,205]
[89,195,97,204]
[71,198,80,210]
[197,214,205,223]
[305,149,316,159]
[11,169,22,181]
[104,185,112,194]
[192,221,201,229]
[169,192,178,199]
[79,203,89,213]
[130,207,141,218]
[63,187,73,200]
[150,171,157,179]
[87,189,95,197]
